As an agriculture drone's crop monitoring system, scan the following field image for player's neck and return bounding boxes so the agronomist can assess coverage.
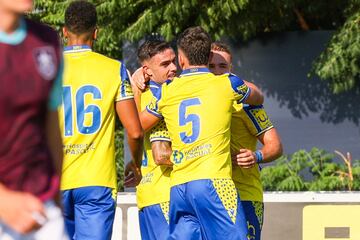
[183,64,208,70]
[0,9,21,34]
[66,38,93,48]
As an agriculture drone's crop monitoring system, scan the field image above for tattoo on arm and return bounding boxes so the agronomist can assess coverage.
[151,141,173,166]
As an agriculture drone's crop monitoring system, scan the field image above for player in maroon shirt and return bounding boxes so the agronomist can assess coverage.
[0,0,68,239]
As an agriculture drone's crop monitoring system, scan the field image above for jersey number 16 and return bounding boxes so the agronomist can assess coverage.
[62,85,102,136]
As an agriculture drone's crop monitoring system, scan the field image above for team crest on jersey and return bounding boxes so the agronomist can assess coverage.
[33,46,57,80]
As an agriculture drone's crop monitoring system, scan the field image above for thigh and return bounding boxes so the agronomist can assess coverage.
[168,185,201,240]
[168,215,202,240]
[73,186,116,240]
[187,179,248,240]
[242,201,264,240]
[138,202,169,240]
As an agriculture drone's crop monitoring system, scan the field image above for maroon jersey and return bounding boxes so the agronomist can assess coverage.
[0,19,61,201]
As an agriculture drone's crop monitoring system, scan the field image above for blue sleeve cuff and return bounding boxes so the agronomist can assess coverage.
[146,106,163,118]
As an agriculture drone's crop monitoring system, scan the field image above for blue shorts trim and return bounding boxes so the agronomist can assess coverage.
[62,186,116,240]
[138,202,169,240]
[168,179,248,240]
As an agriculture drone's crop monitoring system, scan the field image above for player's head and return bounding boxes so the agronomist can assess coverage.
[137,39,177,84]
[209,41,232,75]
[63,0,97,45]
[0,0,33,14]
[177,26,211,69]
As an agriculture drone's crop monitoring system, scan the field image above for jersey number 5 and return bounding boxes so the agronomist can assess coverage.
[179,98,201,144]
[62,85,102,136]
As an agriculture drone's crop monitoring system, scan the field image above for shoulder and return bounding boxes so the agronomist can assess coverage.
[90,53,127,75]
[226,72,244,83]
[91,52,121,66]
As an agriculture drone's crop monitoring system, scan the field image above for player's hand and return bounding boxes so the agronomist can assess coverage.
[0,189,47,234]
[131,67,150,92]
[232,149,256,168]
[124,161,142,187]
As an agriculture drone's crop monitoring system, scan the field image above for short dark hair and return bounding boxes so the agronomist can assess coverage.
[177,26,212,65]
[137,40,172,63]
[65,0,97,35]
[211,41,232,60]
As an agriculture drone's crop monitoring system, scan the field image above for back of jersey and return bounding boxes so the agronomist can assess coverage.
[59,45,133,190]
[148,68,249,186]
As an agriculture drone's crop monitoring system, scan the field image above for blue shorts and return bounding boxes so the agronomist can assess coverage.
[139,202,170,240]
[62,186,116,240]
[242,201,264,240]
[168,179,248,240]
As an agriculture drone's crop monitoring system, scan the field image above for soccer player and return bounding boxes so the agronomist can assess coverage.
[0,0,68,239]
[59,1,143,240]
[132,40,176,240]
[140,26,264,240]
[209,41,283,240]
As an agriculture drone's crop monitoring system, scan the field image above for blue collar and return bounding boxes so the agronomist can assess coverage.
[0,17,27,45]
[149,80,162,87]
[64,45,92,52]
[180,67,210,76]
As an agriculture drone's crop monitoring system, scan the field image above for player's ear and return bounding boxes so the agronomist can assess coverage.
[93,28,98,40]
[62,27,68,38]
[143,65,152,78]
[178,54,185,70]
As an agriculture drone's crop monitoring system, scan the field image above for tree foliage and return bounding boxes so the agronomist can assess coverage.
[261,148,360,191]
[31,0,358,92]
[311,1,360,93]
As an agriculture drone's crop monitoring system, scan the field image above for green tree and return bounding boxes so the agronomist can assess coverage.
[32,0,358,91]
[311,1,360,93]
[261,148,360,191]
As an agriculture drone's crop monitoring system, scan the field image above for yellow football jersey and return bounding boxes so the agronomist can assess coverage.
[59,45,133,191]
[231,103,274,202]
[147,68,250,187]
[136,81,172,209]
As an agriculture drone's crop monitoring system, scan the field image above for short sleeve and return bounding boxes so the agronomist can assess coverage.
[48,58,63,110]
[242,105,274,136]
[115,62,134,101]
[146,82,165,118]
[149,120,171,142]
[227,73,250,103]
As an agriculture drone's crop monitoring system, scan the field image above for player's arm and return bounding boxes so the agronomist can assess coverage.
[243,80,264,106]
[139,110,161,132]
[45,110,63,179]
[46,58,64,206]
[46,58,64,177]
[130,68,146,112]
[140,83,165,131]
[149,120,173,166]
[117,99,144,187]
[256,128,283,163]
[116,99,144,169]
[232,105,282,168]
[228,74,264,106]
[232,128,283,168]
[151,141,173,166]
